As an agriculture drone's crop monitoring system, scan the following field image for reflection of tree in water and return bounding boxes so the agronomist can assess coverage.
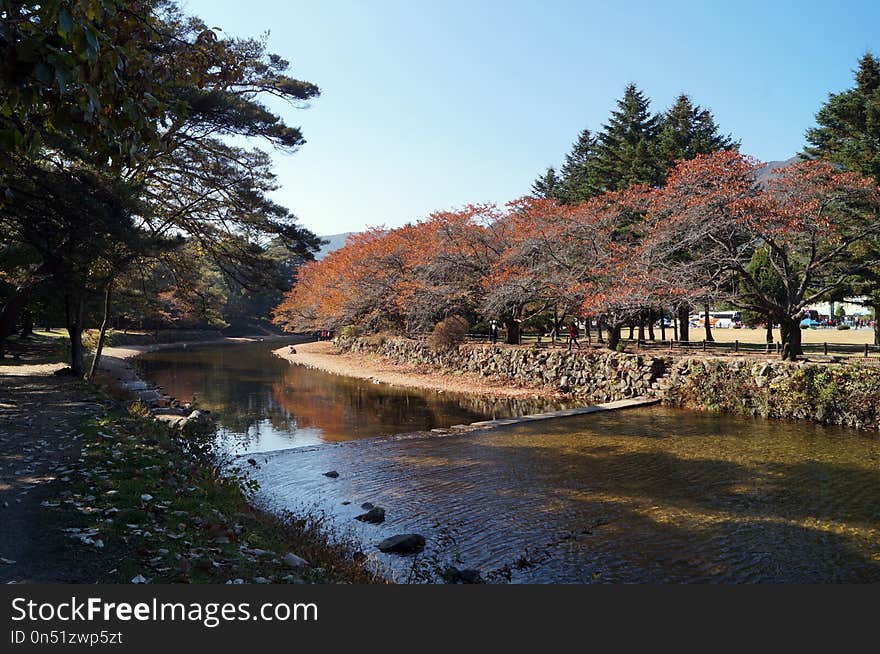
[270,365,576,442]
[137,343,576,443]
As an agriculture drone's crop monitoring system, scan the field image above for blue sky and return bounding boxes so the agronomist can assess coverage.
[183,0,880,236]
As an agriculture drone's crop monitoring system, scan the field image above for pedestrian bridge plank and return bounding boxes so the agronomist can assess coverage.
[467,397,659,429]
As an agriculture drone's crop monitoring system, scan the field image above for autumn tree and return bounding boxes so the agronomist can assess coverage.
[648,151,880,360]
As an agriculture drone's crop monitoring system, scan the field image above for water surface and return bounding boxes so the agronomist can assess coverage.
[136,342,880,583]
[252,408,880,583]
[135,341,570,454]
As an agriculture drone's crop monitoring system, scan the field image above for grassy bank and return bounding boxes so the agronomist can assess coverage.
[51,401,379,584]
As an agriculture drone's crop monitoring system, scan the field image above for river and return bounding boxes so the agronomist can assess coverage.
[135,341,880,583]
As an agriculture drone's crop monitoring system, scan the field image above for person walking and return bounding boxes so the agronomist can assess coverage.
[490,320,498,345]
[567,321,581,352]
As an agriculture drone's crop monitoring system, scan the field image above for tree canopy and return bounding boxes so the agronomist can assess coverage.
[1,0,322,375]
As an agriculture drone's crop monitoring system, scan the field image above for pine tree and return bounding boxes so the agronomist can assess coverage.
[531,166,563,200]
[593,83,662,191]
[805,52,880,345]
[558,128,599,203]
[655,94,738,175]
[805,52,880,184]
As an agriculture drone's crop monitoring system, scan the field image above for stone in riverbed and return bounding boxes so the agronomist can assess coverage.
[282,552,309,570]
[323,470,339,478]
[377,534,425,554]
[444,567,484,584]
[360,502,374,510]
[355,506,385,524]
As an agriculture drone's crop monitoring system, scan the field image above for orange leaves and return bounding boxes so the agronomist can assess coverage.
[273,150,880,334]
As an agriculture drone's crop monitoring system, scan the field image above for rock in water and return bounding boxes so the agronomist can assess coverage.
[360,502,374,510]
[282,553,309,570]
[377,534,425,554]
[355,506,385,524]
[323,470,339,478]
[444,567,484,584]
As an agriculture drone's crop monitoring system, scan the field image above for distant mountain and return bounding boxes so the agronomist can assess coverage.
[754,155,805,185]
[315,232,353,260]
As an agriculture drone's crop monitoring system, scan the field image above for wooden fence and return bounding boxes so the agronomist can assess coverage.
[459,333,880,358]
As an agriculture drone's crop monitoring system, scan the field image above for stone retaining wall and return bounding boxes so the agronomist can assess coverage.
[340,336,880,432]
[340,336,669,402]
[662,357,880,431]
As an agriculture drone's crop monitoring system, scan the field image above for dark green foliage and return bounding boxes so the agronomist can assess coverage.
[805,53,880,344]
[593,83,662,191]
[559,129,599,202]
[1,1,323,374]
[655,94,738,177]
[531,166,562,200]
[805,52,880,184]
[738,245,786,326]
[536,86,735,202]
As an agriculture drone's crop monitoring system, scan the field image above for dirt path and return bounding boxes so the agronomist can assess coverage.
[0,367,104,582]
[0,334,289,583]
[274,341,555,400]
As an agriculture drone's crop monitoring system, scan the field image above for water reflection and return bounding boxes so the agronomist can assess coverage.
[135,341,572,454]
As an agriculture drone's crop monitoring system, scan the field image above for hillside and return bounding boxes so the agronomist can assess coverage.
[315,232,353,260]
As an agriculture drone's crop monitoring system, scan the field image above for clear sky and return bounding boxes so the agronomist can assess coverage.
[183,0,880,236]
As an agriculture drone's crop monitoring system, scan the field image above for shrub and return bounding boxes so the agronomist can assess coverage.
[338,324,362,339]
[428,316,469,351]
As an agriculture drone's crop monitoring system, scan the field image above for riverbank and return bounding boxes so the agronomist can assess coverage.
[0,334,378,584]
[274,340,560,400]
[287,336,880,433]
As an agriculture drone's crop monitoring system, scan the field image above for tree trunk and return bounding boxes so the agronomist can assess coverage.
[637,319,645,343]
[677,304,689,342]
[703,306,714,342]
[87,285,112,381]
[1,264,51,355]
[647,309,655,341]
[660,309,667,341]
[606,324,622,351]
[628,323,634,340]
[874,304,880,346]
[596,316,605,343]
[65,295,86,377]
[19,309,34,338]
[765,316,774,344]
[584,317,591,343]
[780,317,804,361]
[504,318,520,345]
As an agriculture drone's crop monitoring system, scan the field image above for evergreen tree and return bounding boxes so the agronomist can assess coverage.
[593,83,662,191]
[531,166,562,200]
[805,52,880,184]
[655,94,738,175]
[805,52,880,344]
[559,128,599,202]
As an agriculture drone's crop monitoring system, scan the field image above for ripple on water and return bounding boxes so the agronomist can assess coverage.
[249,407,880,583]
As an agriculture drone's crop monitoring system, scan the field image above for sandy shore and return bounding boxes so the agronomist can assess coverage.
[274,341,556,400]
